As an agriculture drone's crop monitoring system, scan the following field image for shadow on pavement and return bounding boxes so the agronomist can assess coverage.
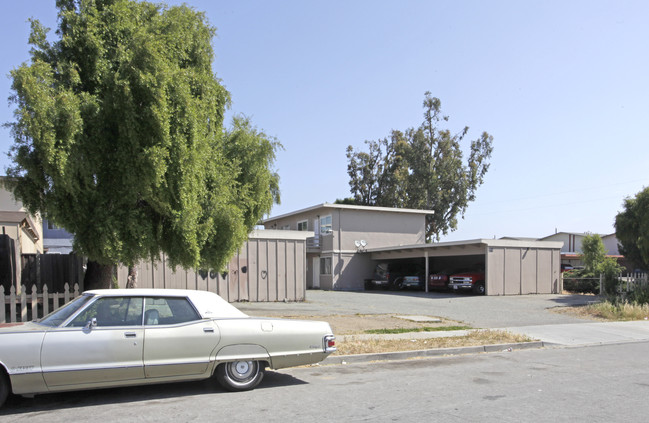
[0,371,306,416]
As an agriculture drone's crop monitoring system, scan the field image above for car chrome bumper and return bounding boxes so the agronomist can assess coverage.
[449,283,473,290]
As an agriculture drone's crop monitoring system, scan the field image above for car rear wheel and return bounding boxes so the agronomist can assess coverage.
[216,361,264,392]
[473,282,485,295]
[0,370,9,408]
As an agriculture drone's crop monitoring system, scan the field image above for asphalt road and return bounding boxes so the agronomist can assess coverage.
[3,342,649,422]
[236,290,596,328]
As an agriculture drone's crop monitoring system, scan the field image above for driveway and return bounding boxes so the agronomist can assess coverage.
[235,290,596,328]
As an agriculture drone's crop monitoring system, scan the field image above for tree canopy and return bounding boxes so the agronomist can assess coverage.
[346,92,493,241]
[615,187,649,271]
[5,0,280,288]
[580,233,607,274]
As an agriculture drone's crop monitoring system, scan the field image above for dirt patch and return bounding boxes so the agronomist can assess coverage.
[336,330,532,355]
[277,314,533,356]
[281,314,466,335]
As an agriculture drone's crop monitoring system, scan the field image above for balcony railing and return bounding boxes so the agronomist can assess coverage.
[307,235,321,250]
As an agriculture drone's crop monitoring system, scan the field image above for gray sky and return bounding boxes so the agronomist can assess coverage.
[1,0,647,242]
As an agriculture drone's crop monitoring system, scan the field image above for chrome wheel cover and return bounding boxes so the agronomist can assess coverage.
[227,361,257,382]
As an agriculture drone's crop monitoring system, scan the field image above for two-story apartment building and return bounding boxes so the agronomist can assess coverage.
[263,203,564,295]
[262,203,431,290]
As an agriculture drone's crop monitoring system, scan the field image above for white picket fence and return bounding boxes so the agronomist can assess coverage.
[616,272,649,293]
[1,283,81,324]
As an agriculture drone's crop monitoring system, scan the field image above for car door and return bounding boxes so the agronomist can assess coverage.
[41,296,145,388]
[142,296,220,379]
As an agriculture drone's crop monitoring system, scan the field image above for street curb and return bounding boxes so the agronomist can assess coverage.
[321,341,548,365]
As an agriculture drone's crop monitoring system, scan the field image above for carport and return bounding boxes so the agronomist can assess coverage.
[368,239,563,295]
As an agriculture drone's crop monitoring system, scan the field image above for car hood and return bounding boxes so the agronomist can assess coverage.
[0,321,47,334]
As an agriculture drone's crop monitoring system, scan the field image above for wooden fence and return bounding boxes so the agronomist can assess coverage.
[20,254,85,293]
[1,283,80,324]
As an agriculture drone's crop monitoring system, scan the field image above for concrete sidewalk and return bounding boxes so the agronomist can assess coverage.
[503,320,649,346]
[339,320,649,346]
[323,321,649,365]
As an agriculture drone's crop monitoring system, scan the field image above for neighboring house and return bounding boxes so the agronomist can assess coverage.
[0,178,43,254]
[0,177,43,291]
[262,203,430,290]
[42,218,74,254]
[539,231,623,268]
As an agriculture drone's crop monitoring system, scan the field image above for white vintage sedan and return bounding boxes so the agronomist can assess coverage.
[0,289,336,407]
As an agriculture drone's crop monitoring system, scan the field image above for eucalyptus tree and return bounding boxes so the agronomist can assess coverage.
[6,0,280,289]
[346,92,493,241]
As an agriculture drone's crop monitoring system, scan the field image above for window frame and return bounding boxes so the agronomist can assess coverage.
[297,220,308,231]
[320,215,332,234]
[320,256,332,275]
[143,296,202,325]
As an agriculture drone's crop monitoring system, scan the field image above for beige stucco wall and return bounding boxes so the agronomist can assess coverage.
[263,204,427,249]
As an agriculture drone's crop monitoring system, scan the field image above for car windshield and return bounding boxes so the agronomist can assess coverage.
[37,294,95,327]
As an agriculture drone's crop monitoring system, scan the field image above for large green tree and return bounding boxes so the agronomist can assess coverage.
[5,0,280,289]
[615,187,649,271]
[346,92,493,241]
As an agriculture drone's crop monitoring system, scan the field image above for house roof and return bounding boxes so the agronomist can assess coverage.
[262,202,434,223]
[0,210,40,241]
[540,231,616,240]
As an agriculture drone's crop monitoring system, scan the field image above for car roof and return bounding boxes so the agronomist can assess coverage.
[83,289,248,319]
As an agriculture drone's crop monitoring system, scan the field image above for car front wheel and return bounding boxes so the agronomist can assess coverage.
[473,282,485,295]
[216,361,264,392]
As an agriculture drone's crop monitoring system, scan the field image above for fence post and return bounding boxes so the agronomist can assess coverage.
[43,284,49,316]
[9,285,16,323]
[64,283,71,304]
[0,287,5,324]
[20,285,27,322]
[599,274,603,295]
[31,284,38,321]
[73,283,80,297]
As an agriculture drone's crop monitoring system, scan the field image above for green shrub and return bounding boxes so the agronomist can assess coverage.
[626,284,649,305]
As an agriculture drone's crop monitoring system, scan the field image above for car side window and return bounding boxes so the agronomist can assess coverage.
[68,297,143,327]
[144,297,201,325]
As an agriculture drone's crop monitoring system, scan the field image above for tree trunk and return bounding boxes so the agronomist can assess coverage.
[126,265,137,289]
[83,260,114,290]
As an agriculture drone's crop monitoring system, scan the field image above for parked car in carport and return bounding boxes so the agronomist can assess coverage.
[448,269,486,295]
[428,269,455,291]
[394,275,423,290]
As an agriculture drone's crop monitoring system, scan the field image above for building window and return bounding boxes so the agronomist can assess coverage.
[320,215,332,234]
[281,225,290,230]
[297,220,308,231]
[320,257,332,275]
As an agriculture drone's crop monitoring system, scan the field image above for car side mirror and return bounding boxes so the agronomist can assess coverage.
[85,317,97,330]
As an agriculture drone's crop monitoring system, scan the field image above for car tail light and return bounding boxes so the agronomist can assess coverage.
[324,335,336,353]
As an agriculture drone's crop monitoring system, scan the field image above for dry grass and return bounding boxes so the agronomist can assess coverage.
[334,330,533,356]
[585,301,649,321]
[553,302,649,321]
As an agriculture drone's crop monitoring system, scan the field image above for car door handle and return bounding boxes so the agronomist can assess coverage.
[203,327,215,333]
[124,332,137,338]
